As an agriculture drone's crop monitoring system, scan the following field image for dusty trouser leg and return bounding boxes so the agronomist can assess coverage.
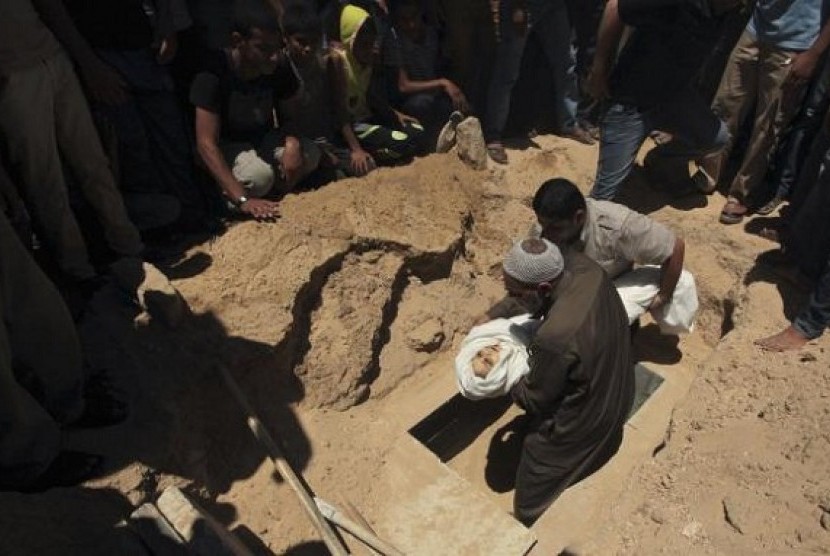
[230,149,275,199]
[51,53,143,259]
[0,210,84,489]
[533,0,579,132]
[589,104,648,200]
[107,50,206,217]
[698,31,760,190]
[0,55,97,280]
[483,2,529,144]
[727,43,802,206]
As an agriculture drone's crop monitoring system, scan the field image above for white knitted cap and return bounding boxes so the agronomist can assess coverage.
[503,238,564,284]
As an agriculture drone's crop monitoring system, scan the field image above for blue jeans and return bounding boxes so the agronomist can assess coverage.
[484,0,578,141]
[590,88,730,200]
[793,254,830,340]
[533,1,579,132]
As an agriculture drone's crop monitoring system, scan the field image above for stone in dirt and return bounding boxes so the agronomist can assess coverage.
[455,117,488,170]
[407,318,445,353]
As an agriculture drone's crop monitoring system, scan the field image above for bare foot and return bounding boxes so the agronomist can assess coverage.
[755,326,809,352]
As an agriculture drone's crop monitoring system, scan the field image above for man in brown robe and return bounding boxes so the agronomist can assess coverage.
[501,237,634,525]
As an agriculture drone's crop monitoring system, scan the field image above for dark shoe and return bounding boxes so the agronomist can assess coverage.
[486,142,509,164]
[68,371,128,429]
[17,451,103,493]
[560,126,596,145]
[755,195,785,216]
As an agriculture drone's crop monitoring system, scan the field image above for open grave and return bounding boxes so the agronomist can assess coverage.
[5,136,821,556]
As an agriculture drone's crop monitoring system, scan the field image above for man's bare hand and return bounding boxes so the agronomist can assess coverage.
[443,80,470,112]
[350,148,374,175]
[786,50,820,88]
[240,198,280,220]
[396,111,420,128]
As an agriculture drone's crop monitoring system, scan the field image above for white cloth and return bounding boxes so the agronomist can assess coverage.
[614,267,698,334]
[455,314,540,400]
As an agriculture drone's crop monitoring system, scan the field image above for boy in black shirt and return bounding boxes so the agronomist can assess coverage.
[190,0,297,219]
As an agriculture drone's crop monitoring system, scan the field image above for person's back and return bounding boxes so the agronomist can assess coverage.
[610,0,723,109]
[507,244,634,525]
[517,251,634,441]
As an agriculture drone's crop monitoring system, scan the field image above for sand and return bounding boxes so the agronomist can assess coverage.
[1,135,828,555]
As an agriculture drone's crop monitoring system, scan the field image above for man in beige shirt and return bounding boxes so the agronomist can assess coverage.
[531,178,692,330]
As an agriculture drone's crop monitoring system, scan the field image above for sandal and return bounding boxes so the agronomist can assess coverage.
[756,195,785,216]
[487,142,509,165]
[719,198,748,224]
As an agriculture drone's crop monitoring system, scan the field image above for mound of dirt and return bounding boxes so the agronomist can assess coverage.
[2,136,828,556]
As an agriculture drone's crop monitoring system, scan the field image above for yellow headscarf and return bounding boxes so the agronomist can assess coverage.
[337,4,373,122]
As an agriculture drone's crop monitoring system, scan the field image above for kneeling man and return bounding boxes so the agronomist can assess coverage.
[532,178,697,334]
[502,238,634,525]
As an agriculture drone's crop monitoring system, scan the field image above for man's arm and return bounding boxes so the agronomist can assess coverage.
[650,236,685,311]
[586,0,624,100]
[31,0,126,104]
[397,68,469,111]
[194,107,279,219]
[617,209,684,308]
[511,345,575,417]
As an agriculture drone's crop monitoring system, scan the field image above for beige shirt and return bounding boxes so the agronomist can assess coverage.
[531,198,675,279]
[580,199,676,278]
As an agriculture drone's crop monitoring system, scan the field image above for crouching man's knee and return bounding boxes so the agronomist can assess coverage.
[232,150,275,198]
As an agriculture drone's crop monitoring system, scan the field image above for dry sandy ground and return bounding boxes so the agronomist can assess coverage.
[1,135,828,555]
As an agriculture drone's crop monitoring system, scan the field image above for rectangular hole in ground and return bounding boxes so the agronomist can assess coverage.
[408,363,665,511]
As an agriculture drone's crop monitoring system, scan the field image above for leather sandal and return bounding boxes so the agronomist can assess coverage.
[719,199,749,224]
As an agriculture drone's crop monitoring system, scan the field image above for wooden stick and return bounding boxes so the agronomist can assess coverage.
[218,364,348,556]
[315,497,405,556]
[342,500,380,556]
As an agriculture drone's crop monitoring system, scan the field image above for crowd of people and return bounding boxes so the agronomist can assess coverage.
[1,0,829,523]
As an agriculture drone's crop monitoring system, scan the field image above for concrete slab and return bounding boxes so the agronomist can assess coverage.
[373,435,536,555]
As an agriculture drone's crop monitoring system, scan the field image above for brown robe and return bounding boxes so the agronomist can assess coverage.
[511,250,634,525]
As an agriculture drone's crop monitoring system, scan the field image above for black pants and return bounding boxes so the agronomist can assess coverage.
[767,53,830,201]
[353,121,426,163]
